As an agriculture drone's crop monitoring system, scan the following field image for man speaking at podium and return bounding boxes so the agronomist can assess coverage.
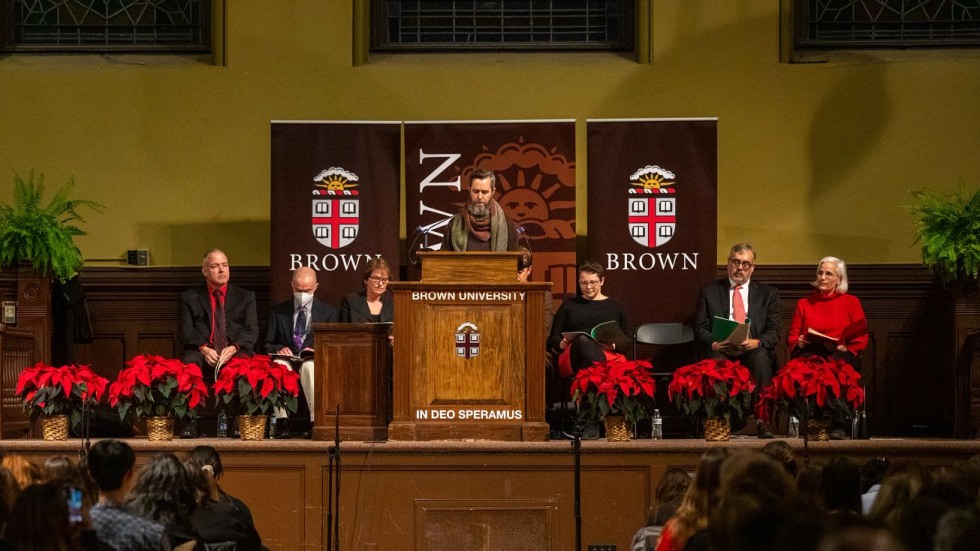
[441,169,521,252]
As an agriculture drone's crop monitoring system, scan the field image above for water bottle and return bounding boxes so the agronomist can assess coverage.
[651,409,663,440]
[216,411,228,438]
[267,415,277,439]
[788,416,799,438]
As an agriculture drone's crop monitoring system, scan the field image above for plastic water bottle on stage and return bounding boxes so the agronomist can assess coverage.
[216,412,228,438]
[652,409,663,440]
[788,416,799,438]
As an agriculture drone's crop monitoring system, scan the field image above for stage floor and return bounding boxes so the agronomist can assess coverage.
[4,436,979,551]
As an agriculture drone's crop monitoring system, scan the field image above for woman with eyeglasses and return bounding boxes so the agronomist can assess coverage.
[547,260,632,378]
[340,257,394,323]
[787,256,868,370]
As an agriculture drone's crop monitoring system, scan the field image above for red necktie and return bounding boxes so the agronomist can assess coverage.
[212,289,227,351]
[732,285,746,323]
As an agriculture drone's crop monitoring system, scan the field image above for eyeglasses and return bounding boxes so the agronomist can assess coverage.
[369,276,390,284]
[578,280,601,288]
[729,259,753,270]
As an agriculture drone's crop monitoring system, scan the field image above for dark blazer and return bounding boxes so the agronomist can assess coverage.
[339,291,394,323]
[694,278,781,355]
[262,297,339,354]
[180,285,258,355]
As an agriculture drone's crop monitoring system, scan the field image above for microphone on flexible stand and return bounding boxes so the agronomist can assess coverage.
[515,225,532,255]
[408,219,448,266]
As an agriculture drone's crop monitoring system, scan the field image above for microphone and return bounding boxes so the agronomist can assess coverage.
[516,225,532,254]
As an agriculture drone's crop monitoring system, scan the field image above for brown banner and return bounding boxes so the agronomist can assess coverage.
[404,121,577,299]
[586,119,718,329]
[270,122,401,308]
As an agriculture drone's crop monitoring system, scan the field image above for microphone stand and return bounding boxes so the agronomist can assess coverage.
[564,420,583,551]
[77,400,91,462]
[326,404,342,551]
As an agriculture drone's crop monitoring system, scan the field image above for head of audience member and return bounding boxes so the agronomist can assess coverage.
[202,248,230,288]
[466,169,496,220]
[868,463,930,529]
[86,439,137,497]
[187,445,224,482]
[517,247,533,283]
[0,466,19,535]
[934,506,980,551]
[126,452,197,534]
[1,454,40,490]
[815,521,908,551]
[666,448,730,549]
[813,256,849,295]
[796,463,824,506]
[292,266,319,305]
[710,450,797,551]
[821,457,863,516]
[761,440,799,478]
[42,455,94,512]
[576,260,606,301]
[860,457,891,493]
[895,492,955,551]
[182,456,221,506]
[648,467,692,526]
[930,461,980,507]
[361,257,391,300]
[727,243,756,286]
[5,482,76,551]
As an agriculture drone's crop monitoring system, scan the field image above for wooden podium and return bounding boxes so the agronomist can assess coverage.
[387,252,550,441]
[311,323,391,441]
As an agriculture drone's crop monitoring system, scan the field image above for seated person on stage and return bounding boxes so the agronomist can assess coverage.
[263,266,338,438]
[517,247,554,338]
[547,260,632,378]
[180,248,258,378]
[441,169,521,252]
[788,256,868,442]
[339,257,394,323]
[694,243,781,439]
[179,248,258,437]
[788,256,868,369]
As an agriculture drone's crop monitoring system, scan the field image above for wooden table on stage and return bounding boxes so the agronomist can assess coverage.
[387,252,550,441]
[311,323,391,441]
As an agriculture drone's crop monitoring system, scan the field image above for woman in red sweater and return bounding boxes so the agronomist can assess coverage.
[787,256,868,371]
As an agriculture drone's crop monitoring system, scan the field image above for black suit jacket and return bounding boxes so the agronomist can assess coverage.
[262,297,339,354]
[338,291,394,323]
[694,278,781,356]
[180,285,258,355]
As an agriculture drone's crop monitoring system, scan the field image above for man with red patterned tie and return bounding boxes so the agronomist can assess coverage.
[180,249,258,377]
[179,249,258,438]
[694,243,781,438]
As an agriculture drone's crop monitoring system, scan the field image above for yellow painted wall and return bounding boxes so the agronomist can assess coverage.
[0,0,977,267]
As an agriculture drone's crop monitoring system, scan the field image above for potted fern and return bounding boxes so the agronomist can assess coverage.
[0,171,103,282]
[907,185,980,291]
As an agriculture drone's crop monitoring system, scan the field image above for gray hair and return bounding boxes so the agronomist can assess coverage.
[813,256,848,294]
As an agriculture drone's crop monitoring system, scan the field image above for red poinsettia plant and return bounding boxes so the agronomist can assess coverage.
[108,354,208,421]
[571,358,656,427]
[756,355,864,424]
[667,358,756,422]
[15,362,109,424]
[213,355,301,416]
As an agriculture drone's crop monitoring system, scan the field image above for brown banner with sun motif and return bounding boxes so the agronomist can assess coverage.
[270,122,401,309]
[404,121,577,300]
[586,119,718,331]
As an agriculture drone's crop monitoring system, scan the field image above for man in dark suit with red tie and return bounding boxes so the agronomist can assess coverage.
[180,249,258,375]
[179,249,258,437]
[694,243,781,438]
[263,266,338,438]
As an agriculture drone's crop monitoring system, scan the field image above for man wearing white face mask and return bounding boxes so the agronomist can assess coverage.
[263,266,338,437]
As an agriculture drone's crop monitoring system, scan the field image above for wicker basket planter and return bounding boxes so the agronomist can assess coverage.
[703,417,731,441]
[806,418,832,441]
[238,415,267,441]
[41,414,70,441]
[603,415,631,442]
[146,416,175,441]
